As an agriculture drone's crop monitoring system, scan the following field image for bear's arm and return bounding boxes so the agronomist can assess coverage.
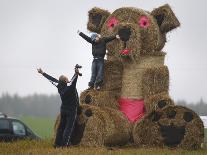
[142,66,169,99]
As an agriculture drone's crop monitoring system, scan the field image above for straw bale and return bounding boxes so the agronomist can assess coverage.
[102,60,123,91]
[87,7,110,33]
[151,4,180,33]
[80,89,119,109]
[120,55,165,99]
[144,92,174,113]
[69,104,131,146]
[142,66,169,98]
[133,105,204,149]
[99,7,171,60]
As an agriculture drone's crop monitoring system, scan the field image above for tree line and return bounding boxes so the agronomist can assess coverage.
[0,93,207,117]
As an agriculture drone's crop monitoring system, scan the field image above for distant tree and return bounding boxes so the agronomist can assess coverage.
[0,93,207,117]
[176,98,207,116]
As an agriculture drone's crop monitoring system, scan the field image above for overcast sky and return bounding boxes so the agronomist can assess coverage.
[0,0,206,103]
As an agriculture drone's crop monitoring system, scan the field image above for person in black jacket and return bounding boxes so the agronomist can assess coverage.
[37,67,80,148]
[78,31,120,90]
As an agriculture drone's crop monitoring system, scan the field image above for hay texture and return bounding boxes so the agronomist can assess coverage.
[54,104,131,147]
[102,60,123,91]
[142,66,169,98]
[87,7,110,33]
[93,4,180,61]
[133,105,204,149]
[151,4,180,33]
[120,55,165,99]
[80,89,119,109]
[144,92,174,113]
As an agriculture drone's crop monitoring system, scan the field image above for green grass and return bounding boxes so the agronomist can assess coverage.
[20,116,55,139]
[0,140,206,155]
[205,129,207,143]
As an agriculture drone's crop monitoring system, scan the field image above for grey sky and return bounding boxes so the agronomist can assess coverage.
[0,0,206,103]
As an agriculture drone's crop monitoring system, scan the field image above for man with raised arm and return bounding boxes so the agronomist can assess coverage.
[37,67,80,148]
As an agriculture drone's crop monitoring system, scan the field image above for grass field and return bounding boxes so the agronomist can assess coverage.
[0,140,207,155]
[20,116,55,138]
[0,116,206,155]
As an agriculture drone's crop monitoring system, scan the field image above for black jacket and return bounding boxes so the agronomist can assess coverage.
[43,73,79,112]
[79,32,116,58]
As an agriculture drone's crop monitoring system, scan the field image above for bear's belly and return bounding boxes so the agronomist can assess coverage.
[121,68,145,99]
[120,55,165,99]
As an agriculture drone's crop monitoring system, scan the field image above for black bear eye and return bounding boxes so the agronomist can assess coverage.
[157,100,167,109]
[84,109,93,117]
[85,95,92,104]
[183,112,193,122]
[167,110,176,119]
[149,111,161,122]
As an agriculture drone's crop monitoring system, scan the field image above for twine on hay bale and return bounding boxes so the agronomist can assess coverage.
[133,105,204,149]
[54,104,131,147]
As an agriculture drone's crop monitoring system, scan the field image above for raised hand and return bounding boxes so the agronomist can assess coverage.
[37,68,44,74]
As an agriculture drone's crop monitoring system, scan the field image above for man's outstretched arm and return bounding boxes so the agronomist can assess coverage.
[78,30,93,43]
[60,68,79,95]
[37,68,59,83]
[104,35,120,43]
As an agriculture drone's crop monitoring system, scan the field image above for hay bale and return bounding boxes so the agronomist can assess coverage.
[120,56,165,99]
[144,92,174,113]
[151,4,180,33]
[99,7,174,60]
[142,66,169,98]
[133,105,204,149]
[80,89,119,109]
[87,7,110,33]
[54,104,131,147]
[102,60,123,91]
[53,114,60,143]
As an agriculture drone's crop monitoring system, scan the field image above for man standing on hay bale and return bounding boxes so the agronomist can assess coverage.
[77,30,120,90]
[37,67,80,148]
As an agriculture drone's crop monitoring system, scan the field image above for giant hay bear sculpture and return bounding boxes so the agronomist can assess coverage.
[54,4,204,149]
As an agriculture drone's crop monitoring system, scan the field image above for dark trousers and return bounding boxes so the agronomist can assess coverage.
[89,58,104,87]
[54,108,77,147]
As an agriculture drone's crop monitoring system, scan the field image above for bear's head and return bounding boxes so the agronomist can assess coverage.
[87,4,180,62]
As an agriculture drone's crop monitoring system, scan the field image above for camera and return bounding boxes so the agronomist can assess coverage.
[75,64,82,69]
[75,64,82,76]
